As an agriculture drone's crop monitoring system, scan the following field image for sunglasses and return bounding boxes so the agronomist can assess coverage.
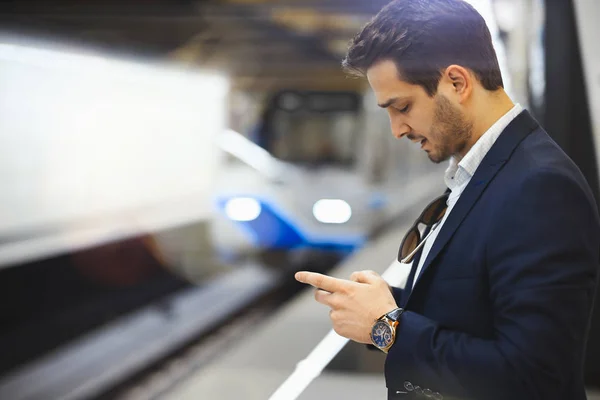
[398,193,449,264]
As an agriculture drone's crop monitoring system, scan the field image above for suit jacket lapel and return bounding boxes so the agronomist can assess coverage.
[410,111,539,294]
[401,225,429,305]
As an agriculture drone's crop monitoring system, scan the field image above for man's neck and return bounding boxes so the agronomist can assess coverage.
[459,89,515,159]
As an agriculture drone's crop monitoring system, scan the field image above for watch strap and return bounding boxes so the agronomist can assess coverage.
[385,307,404,322]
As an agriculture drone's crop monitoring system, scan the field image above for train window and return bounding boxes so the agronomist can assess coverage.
[266,91,361,167]
[270,111,358,167]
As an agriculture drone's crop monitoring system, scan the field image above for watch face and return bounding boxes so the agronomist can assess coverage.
[371,320,393,348]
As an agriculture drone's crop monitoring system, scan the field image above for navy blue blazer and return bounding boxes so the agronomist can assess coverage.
[386,111,600,400]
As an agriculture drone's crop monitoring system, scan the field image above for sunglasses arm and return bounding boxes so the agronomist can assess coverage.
[400,223,439,264]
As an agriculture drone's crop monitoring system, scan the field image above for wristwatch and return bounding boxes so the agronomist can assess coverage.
[370,307,404,353]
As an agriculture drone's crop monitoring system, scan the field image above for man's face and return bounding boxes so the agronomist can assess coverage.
[367,59,473,163]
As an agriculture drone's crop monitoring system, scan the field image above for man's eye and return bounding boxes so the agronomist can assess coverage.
[397,105,410,113]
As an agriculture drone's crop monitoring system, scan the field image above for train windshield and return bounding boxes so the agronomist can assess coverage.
[266,91,361,167]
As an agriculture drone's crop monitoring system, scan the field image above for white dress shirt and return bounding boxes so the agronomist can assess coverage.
[411,104,524,288]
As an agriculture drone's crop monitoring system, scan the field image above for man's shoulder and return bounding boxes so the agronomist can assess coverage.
[484,127,597,218]
[505,127,586,187]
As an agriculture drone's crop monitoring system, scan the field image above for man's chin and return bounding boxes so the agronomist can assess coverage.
[427,151,450,164]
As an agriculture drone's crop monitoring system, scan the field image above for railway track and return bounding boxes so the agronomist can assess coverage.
[0,256,325,400]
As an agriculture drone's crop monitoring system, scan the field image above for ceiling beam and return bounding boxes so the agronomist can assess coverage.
[218,0,389,15]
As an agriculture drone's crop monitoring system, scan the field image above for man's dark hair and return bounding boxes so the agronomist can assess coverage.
[342,0,504,96]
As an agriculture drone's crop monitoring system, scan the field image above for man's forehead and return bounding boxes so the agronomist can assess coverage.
[366,60,415,104]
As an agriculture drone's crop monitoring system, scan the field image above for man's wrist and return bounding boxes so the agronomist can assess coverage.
[370,307,403,353]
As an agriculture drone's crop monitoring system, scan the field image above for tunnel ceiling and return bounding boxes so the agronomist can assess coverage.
[0,0,391,91]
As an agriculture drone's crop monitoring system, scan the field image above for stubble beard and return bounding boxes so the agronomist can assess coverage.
[427,95,473,164]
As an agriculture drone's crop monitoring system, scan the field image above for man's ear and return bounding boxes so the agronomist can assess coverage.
[444,65,472,103]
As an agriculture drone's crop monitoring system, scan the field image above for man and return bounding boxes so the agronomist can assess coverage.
[294,1,600,399]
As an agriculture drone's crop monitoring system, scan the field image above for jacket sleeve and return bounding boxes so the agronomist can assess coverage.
[385,169,600,400]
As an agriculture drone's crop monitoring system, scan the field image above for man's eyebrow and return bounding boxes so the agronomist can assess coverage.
[378,97,408,108]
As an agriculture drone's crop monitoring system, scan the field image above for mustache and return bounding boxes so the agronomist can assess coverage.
[407,133,424,141]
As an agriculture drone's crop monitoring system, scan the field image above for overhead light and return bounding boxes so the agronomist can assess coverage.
[225,197,262,222]
[312,199,352,224]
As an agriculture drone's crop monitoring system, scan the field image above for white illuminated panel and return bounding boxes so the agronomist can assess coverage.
[0,37,229,267]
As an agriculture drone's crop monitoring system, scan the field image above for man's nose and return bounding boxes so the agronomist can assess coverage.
[392,123,410,139]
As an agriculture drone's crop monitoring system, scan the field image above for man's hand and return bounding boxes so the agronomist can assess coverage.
[295,270,398,344]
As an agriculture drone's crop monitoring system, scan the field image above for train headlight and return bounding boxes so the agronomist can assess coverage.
[224,197,261,222]
[312,199,352,224]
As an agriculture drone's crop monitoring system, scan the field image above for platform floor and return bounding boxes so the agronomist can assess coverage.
[161,221,406,400]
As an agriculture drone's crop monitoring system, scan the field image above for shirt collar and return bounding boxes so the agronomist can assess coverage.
[444,104,523,191]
